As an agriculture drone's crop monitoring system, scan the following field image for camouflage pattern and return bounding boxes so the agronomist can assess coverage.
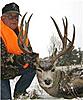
[1,39,20,79]
[1,38,38,79]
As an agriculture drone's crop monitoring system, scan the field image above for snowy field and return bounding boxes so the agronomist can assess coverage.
[10,65,83,100]
[10,75,56,99]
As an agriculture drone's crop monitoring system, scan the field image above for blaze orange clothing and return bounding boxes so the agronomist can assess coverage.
[0,20,29,68]
[0,20,28,55]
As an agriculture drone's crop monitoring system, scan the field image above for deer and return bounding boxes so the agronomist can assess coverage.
[17,13,83,99]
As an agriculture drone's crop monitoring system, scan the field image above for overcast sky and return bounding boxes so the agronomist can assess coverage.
[0,0,83,58]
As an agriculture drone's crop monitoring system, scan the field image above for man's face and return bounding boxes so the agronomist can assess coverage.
[1,12,19,30]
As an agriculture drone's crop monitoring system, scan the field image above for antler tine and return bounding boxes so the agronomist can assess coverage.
[18,13,32,53]
[62,17,68,49]
[18,13,27,52]
[25,13,33,34]
[55,25,75,61]
[20,12,27,34]
[24,13,33,42]
[18,12,27,40]
[64,24,75,52]
[22,14,33,53]
[72,25,75,45]
[50,16,64,43]
[67,24,75,52]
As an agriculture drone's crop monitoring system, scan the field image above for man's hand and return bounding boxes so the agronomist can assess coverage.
[13,52,39,67]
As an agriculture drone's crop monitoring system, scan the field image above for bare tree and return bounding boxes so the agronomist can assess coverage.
[48,34,61,56]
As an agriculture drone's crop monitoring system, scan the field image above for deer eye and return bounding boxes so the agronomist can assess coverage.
[37,68,42,73]
[51,68,55,72]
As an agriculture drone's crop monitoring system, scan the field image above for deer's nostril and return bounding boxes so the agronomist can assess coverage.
[44,79,51,85]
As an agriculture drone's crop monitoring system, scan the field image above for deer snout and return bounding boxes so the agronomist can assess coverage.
[44,79,52,85]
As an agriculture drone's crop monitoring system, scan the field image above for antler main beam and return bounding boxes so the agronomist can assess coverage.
[50,16,75,61]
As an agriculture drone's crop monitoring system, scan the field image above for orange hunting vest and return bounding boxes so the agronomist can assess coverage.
[0,20,28,55]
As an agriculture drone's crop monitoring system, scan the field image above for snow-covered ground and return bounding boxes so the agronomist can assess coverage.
[10,75,55,99]
[10,65,83,100]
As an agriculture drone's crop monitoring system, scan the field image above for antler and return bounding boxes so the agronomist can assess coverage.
[18,12,33,53]
[50,16,75,62]
[17,13,39,65]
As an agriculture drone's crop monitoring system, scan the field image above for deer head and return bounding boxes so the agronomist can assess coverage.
[35,17,83,99]
[35,17,76,97]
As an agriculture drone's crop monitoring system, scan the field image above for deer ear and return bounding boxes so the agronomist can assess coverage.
[51,48,57,58]
[36,56,40,64]
[34,55,40,66]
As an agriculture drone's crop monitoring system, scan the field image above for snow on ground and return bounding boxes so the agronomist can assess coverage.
[10,75,55,99]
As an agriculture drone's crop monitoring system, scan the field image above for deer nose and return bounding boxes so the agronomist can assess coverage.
[44,79,52,85]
